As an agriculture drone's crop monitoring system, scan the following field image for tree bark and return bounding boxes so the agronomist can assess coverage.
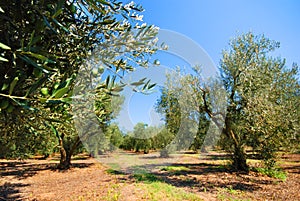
[232,144,248,172]
[226,126,249,172]
[224,116,249,172]
[201,87,249,172]
[57,135,81,170]
[57,133,71,169]
[57,147,72,170]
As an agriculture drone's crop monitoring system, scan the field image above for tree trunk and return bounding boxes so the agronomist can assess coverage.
[160,148,169,158]
[58,147,72,169]
[224,118,249,172]
[57,135,72,170]
[232,145,248,172]
[57,135,81,170]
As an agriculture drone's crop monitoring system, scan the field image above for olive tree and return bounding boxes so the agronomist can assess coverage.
[157,32,299,171]
[0,0,159,168]
[219,33,299,170]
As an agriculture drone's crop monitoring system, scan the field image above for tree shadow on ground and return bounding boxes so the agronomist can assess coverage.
[0,182,29,201]
[107,161,267,193]
[0,161,55,179]
[0,161,94,179]
[0,159,95,201]
[282,165,300,174]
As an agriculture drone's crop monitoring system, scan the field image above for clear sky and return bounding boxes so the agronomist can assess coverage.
[136,0,300,66]
[115,0,300,131]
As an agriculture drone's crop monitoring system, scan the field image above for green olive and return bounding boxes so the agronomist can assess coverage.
[41,87,49,96]
[154,59,160,66]
[70,4,76,14]
[54,83,60,90]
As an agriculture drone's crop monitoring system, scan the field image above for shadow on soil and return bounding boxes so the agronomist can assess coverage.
[106,152,288,194]
[0,159,94,200]
[0,182,29,201]
[141,163,262,192]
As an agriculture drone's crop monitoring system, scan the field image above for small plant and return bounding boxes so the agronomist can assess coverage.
[253,167,287,181]
[139,181,202,201]
[217,187,249,201]
[105,183,121,201]
[160,165,190,175]
[133,172,161,183]
[161,165,189,171]
[106,168,125,175]
[227,186,238,195]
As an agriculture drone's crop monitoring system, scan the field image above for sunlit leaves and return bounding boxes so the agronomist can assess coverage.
[220,32,300,168]
[0,42,11,50]
[0,0,160,161]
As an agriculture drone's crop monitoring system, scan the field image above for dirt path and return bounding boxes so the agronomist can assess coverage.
[0,152,299,201]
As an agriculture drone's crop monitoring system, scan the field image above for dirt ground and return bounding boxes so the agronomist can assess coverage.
[0,152,299,201]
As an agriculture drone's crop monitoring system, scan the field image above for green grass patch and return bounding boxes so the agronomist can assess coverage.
[160,165,190,175]
[140,181,202,201]
[133,172,161,183]
[253,167,287,181]
[132,170,202,200]
[217,187,250,201]
[161,165,190,172]
[107,163,121,170]
[104,183,121,201]
[106,168,125,175]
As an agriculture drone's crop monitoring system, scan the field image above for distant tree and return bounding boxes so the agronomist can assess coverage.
[156,72,214,155]
[131,122,151,153]
[107,124,123,150]
[121,134,135,151]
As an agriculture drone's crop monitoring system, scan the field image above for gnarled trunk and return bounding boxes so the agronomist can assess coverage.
[232,145,248,171]
[225,118,249,172]
[58,147,72,169]
[57,135,81,170]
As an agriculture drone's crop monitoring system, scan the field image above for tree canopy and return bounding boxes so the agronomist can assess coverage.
[157,32,300,171]
[0,0,160,168]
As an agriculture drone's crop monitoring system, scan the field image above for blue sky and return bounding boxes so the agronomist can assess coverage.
[116,0,300,131]
[136,0,300,66]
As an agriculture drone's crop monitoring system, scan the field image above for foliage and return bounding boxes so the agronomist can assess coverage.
[120,125,175,153]
[157,32,300,171]
[156,70,224,155]
[139,181,202,201]
[0,0,160,168]
[88,122,124,156]
[0,110,57,158]
[219,32,299,169]
[131,123,151,153]
[253,167,287,181]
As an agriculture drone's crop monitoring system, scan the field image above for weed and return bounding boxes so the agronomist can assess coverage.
[217,187,250,201]
[105,183,121,201]
[140,181,202,201]
[227,186,238,195]
[253,167,287,181]
[133,172,161,183]
[160,165,190,175]
[161,165,190,172]
[107,163,121,170]
[106,168,125,175]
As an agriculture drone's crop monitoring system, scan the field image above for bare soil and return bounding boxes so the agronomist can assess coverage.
[0,152,299,201]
